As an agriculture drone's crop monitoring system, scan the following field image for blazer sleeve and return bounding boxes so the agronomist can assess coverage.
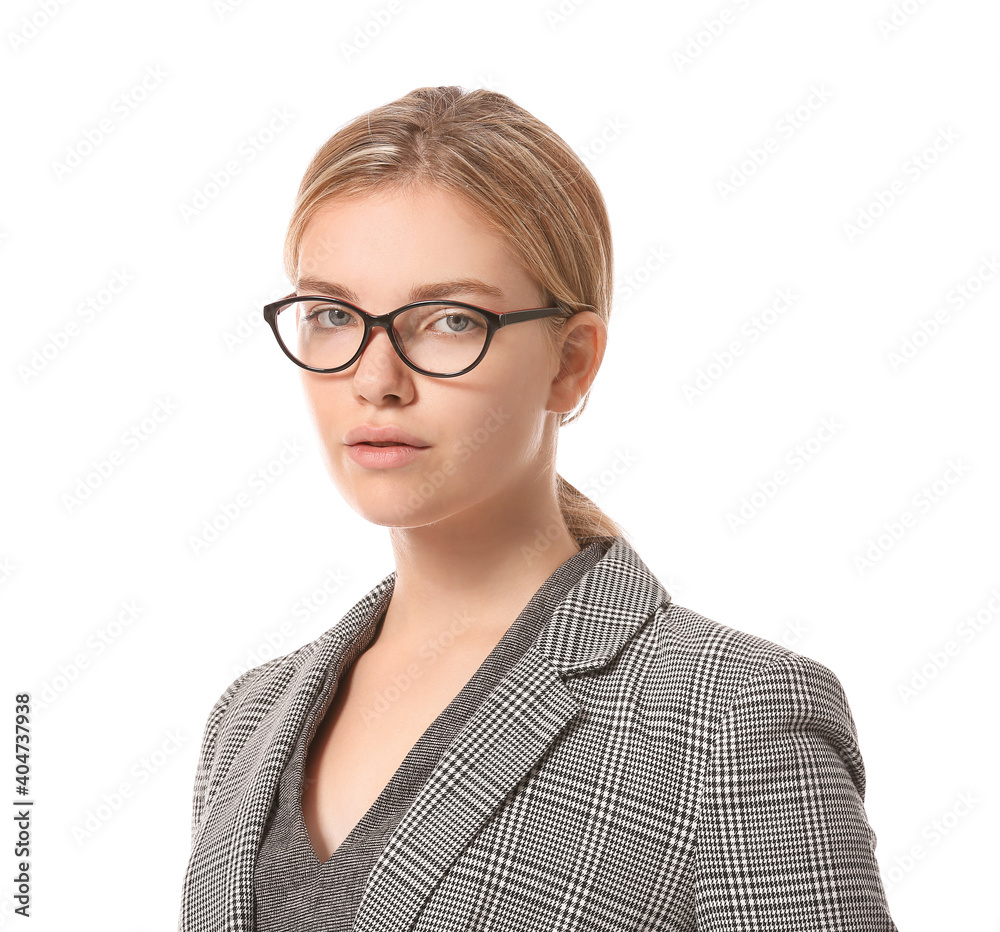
[693,653,897,931]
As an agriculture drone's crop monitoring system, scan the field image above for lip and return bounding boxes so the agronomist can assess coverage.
[344,424,430,447]
[347,443,426,469]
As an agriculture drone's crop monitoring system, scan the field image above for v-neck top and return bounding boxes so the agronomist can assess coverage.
[252,538,611,930]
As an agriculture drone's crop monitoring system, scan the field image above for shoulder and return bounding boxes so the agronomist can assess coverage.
[640,606,892,923]
[625,600,862,776]
[650,599,851,710]
[583,537,852,725]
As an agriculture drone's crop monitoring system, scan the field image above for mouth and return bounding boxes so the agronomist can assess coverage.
[347,439,427,469]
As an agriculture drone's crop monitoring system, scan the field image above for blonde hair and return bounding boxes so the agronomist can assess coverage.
[283,85,626,544]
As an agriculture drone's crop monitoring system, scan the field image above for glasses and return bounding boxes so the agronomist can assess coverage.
[263,294,565,378]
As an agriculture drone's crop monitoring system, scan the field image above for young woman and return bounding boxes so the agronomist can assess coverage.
[178,86,898,931]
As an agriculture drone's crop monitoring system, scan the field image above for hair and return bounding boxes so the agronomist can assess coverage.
[283,85,627,545]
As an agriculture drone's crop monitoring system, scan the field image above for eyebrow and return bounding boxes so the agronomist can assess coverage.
[294,277,506,305]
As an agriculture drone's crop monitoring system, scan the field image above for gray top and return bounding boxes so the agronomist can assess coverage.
[253,538,611,930]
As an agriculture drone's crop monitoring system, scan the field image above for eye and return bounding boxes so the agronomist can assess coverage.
[304,302,358,329]
[425,309,487,334]
[435,313,471,333]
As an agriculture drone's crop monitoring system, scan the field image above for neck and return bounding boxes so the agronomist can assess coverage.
[380,485,580,654]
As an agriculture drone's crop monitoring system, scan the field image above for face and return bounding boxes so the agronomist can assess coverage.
[293,184,581,535]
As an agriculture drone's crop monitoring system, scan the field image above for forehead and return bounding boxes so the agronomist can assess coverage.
[296,187,539,303]
[299,187,497,261]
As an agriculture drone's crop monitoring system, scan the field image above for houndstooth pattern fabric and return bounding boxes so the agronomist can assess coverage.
[177,535,898,931]
[252,540,609,930]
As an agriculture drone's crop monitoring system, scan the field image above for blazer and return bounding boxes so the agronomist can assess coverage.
[177,536,897,931]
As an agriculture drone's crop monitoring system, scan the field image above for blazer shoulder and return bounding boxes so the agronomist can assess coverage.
[647,600,856,734]
[656,599,804,670]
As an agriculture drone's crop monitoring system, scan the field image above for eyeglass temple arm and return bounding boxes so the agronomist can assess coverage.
[497,307,563,326]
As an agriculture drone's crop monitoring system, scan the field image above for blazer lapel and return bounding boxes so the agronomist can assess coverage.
[187,574,395,932]
[353,536,669,932]
[353,648,580,932]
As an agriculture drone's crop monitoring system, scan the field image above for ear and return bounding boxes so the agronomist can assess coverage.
[546,311,608,415]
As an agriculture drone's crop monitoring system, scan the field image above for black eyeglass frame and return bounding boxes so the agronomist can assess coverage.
[263,294,566,378]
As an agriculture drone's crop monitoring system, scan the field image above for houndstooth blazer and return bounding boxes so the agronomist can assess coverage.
[178,536,897,931]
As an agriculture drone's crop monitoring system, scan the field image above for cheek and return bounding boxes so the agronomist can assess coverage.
[449,363,550,480]
[300,375,326,424]
[299,375,345,453]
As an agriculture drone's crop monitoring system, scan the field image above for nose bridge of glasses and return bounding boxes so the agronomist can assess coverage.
[356,312,408,368]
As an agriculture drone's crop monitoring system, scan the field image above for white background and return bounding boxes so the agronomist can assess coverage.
[2,0,998,928]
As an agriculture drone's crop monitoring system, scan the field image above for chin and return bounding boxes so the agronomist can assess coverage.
[340,484,442,529]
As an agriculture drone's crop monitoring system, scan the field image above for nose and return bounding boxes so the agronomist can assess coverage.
[352,323,413,402]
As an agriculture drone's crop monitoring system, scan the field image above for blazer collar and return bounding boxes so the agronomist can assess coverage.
[192,534,669,932]
[535,534,672,675]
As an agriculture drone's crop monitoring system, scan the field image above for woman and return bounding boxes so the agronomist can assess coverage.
[178,86,897,931]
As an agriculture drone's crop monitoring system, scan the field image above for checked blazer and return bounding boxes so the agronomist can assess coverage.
[178,536,897,931]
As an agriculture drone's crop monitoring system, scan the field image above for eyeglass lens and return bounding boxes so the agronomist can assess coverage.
[275,300,489,374]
